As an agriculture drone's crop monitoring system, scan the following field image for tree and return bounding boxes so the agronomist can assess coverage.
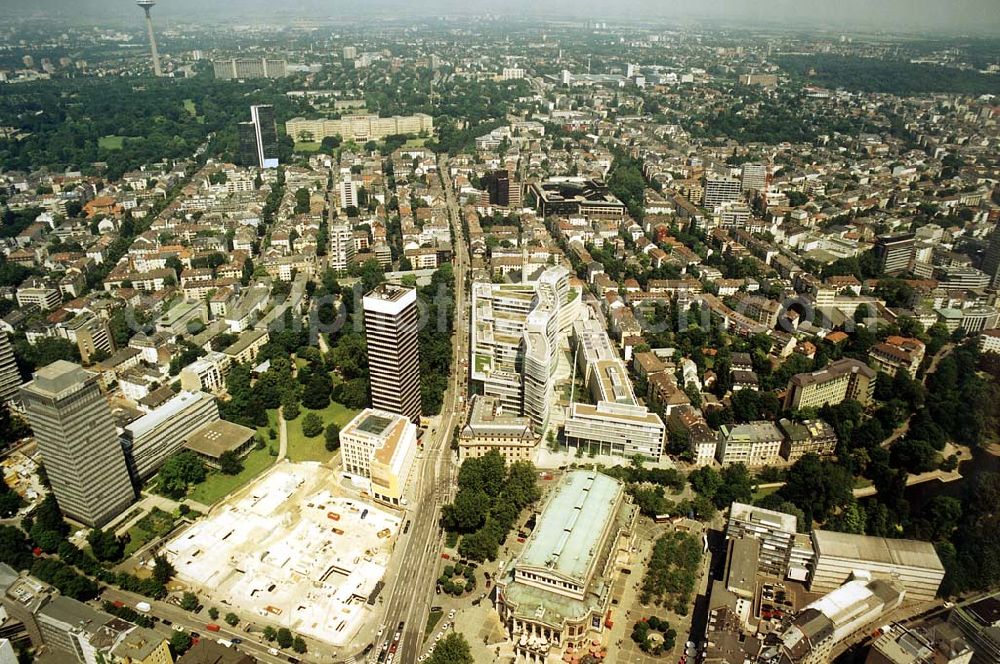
[157,452,206,499]
[218,450,244,476]
[0,526,33,570]
[169,630,192,656]
[324,424,340,452]
[778,453,854,525]
[282,392,300,421]
[224,612,239,626]
[262,625,276,641]
[152,554,175,586]
[180,592,198,612]
[276,628,294,649]
[301,412,323,438]
[87,528,122,562]
[292,636,307,653]
[427,633,474,664]
[300,370,332,410]
[208,607,219,620]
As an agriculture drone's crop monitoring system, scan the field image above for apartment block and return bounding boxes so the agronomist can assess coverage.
[717,421,783,467]
[784,358,877,411]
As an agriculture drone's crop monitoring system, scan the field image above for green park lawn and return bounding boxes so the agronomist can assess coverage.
[284,400,358,462]
[403,138,427,148]
[183,99,196,116]
[123,507,177,557]
[98,135,125,150]
[187,446,276,506]
[294,141,322,153]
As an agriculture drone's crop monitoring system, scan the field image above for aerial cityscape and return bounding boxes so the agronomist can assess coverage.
[0,1,999,663]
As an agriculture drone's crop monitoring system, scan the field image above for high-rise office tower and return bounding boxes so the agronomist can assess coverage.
[981,222,1000,289]
[136,1,162,77]
[740,163,768,193]
[0,332,21,408]
[20,361,135,526]
[238,105,279,169]
[363,285,421,424]
[874,233,916,276]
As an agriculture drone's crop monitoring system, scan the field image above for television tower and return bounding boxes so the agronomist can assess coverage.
[136,0,162,77]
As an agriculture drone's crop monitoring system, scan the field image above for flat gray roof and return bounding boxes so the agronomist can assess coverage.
[23,360,91,399]
[813,529,943,571]
[518,470,622,584]
[184,420,255,459]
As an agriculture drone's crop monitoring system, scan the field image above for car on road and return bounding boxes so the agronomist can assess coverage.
[172,624,184,632]
[231,638,242,644]
[268,648,279,655]
[161,619,172,626]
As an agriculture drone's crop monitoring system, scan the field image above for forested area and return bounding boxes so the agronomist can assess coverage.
[778,55,1000,95]
[0,77,305,177]
[440,451,541,561]
[685,89,866,144]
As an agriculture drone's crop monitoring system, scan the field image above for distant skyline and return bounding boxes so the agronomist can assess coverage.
[4,0,1000,35]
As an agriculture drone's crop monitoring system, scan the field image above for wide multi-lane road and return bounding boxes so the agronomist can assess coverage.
[370,154,469,664]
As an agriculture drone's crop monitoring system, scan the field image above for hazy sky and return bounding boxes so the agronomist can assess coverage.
[8,0,1000,35]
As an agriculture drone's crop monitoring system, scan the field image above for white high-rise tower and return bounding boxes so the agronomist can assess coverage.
[137,0,162,77]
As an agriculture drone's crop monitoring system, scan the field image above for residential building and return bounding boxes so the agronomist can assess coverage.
[459,395,538,464]
[363,285,421,424]
[784,358,877,410]
[778,418,838,462]
[221,328,269,365]
[869,336,925,378]
[726,501,798,578]
[496,470,637,662]
[980,329,1000,355]
[61,312,114,365]
[717,421,783,467]
[809,529,945,602]
[119,391,220,487]
[338,179,357,210]
[703,175,742,209]
[177,639,254,663]
[15,278,61,311]
[179,352,229,393]
[110,626,173,664]
[340,408,417,505]
[36,596,126,663]
[238,105,279,169]
[20,361,134,526]
[0,332,21,407]
[328,222,356,273]
[874,234,916,276]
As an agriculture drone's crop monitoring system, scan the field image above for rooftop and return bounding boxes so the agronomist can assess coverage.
[183,420,255,459]
[812,529,944,571]
[518,470,623,585]
[23,360,92,400]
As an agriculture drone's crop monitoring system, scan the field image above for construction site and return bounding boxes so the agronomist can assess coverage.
[163,463,401,647]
